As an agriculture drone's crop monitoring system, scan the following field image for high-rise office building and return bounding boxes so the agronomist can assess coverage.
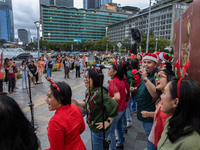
[41,4,131,43]
[83,0,101,9]
[18,29,28,45]
[101,0,112,5]
[27,29,31,44]
[41,0,73,7]
[0,0,14,42]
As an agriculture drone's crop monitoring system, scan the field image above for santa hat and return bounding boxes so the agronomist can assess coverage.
[143,53,158,63]
[159,52,172,64]
[138,52,144,57]
[154,51,161,57]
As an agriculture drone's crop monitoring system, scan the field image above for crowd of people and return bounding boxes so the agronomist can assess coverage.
[2,53,89,93]
[0,51,200,150]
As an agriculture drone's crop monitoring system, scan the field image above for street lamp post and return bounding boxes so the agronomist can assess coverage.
[34,21,40,59]
[146,0,152,53]
[155,38,158,51]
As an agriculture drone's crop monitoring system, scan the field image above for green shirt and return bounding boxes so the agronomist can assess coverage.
[127,70,135,87]
[137,68,158,123]
[84,87,118,133]
[158,117,200,150]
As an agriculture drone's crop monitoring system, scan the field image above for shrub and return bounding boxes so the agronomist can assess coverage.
[16,72,21,79]
[52,67,57,72]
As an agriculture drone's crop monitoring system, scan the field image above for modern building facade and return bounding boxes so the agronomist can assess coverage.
[83,0,100,9]
[18,29,28,45]
[101,0,112,6]
[41,0,73,7]
[41,4,132,43]
[0,0,14,42]
[107,2,190,43]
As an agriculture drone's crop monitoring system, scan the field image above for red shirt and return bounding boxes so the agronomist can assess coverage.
[46,104,86,150]
[131,69,141,87]
[108,77,127,112]
[5,65,17,78]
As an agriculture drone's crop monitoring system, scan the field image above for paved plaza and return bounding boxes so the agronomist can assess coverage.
[7,68,147,150]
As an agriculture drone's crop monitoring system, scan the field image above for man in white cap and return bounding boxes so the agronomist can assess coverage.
[132,53,158,150]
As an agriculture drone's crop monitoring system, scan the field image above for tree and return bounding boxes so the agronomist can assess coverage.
[0,39,7,47]
[140,33,171,53]
[122,38,131,48]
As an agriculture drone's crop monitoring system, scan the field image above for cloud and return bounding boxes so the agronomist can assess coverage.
[12,0,149,39]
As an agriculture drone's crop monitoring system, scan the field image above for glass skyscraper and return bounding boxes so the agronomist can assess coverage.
[101,0,112,5]
[0,0,14,42]
[83,0,112,9]
[41,0,73,7]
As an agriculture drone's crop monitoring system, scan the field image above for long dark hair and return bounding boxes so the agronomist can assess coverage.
[119,61,128,78]
[85,68,104,87]
[167,78,200,143]
[111,63,123,80]
[0,95,38,150]
[50,82,72,105]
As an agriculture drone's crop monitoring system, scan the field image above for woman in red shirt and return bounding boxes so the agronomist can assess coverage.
[108,63,127,150]
[45,80,86,150]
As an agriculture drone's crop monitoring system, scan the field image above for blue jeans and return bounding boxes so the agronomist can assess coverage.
[122,109,127,130]
[108,111,125,150]
[131,94,137,111]
[126,99,131,122]
[21,71,28,88]
[47,68,52,78]
[142,122,157,150]
[91,127,111,150]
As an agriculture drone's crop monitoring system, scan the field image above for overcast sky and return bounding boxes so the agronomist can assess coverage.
[12,0,151,39]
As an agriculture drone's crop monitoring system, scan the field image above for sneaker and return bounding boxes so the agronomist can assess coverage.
[22,87,26,90]
[127,121,132,128]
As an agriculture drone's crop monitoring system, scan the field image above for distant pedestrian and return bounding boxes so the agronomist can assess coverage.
[80,57,84,74]
[37,57,45,83]
[46,56,54,79]
[20,60,28,90]
[57,54,62,71]
[5,59,18,93]
[75,54,80,78]
[70,56,74,72]
[4,58,9,84]
[85,55,88,67]
[63,56,71,79]
[28,60,37,88]
[13,62,18,89]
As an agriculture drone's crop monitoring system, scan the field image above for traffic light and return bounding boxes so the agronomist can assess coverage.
[131,28,141,44]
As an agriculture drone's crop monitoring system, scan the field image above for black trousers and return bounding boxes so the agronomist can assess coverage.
[0,79,3,92]
[8,78,15,92]
[76,66,80,78]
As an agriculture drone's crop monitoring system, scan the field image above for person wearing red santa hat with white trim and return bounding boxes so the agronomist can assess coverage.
[131,53,158,150]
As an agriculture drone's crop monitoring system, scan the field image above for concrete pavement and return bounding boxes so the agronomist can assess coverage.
[7,67,147,150]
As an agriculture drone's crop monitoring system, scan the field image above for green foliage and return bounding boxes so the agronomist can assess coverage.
[122,38,131,48]
[0,39,7,47]
[141,33,171,53]
[16,73,21,79]
[52,67,57,72]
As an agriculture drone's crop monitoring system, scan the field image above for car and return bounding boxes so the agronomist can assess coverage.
[50,52,62,59]
[69,52,79,57]
[12,53,30,60]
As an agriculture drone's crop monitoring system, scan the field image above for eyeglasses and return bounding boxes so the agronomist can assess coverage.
[154,72,167,80]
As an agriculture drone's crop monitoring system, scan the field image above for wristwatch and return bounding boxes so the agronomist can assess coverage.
[107,119,111,124]
[143,78,148,83]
